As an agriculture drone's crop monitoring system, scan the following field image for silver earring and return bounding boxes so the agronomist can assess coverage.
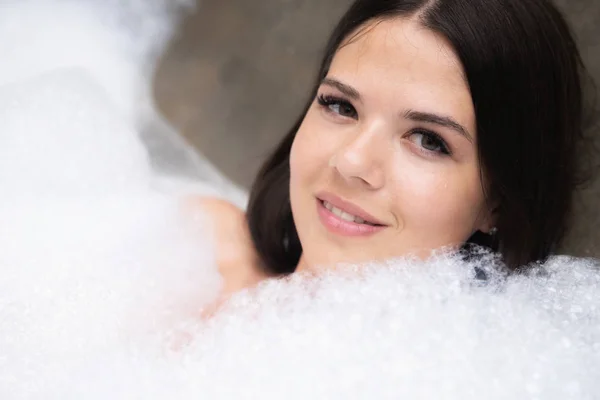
[489,227,498,236]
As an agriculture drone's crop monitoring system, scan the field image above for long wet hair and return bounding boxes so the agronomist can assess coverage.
[247,0,594,274]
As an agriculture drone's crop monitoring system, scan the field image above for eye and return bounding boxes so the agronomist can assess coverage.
[317,94,358,119]
[409,129,451,155]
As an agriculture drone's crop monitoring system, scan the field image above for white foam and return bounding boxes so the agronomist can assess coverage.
[0,1,220,397]
[182,254,600,399]
[0,71,151,196]
[0,0,193,122]
[0,1,599,399]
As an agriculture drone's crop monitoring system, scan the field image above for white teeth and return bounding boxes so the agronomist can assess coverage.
[340,211,355,222]
[322,201,373,225]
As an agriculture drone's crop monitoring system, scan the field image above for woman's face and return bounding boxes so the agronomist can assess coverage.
[289,17,495,271]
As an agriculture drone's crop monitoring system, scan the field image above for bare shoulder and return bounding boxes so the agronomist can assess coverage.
[194,196,247,243]
[185,196,269,295]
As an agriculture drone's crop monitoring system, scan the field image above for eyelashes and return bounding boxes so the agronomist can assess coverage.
[315,93,452,156]
[317,94,358,119]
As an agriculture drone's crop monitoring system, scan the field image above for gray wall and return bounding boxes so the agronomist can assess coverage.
[154,0,599,258]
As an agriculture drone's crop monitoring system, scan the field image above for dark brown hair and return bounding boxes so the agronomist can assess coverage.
[247,0,594,275]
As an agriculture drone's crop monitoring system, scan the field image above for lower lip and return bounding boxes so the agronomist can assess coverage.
[316,199,386,237]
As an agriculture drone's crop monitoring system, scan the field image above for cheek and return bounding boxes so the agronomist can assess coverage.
[289,110,333,187]
[391,164,484,230]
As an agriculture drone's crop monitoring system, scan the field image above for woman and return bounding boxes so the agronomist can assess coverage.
[198,0,593,301]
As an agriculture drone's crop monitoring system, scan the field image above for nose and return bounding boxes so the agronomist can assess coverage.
[331,121,386,189]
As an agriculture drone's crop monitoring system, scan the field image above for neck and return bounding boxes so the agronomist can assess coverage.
[295,254,309,273]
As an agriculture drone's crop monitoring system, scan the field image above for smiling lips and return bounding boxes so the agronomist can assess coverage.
[315,192,387,237]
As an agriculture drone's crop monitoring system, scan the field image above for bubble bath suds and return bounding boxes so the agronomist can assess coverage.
[0,1,599,399]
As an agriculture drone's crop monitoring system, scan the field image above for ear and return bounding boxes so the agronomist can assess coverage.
[477,204,499,234]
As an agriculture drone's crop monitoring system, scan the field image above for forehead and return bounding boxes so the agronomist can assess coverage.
[335,17,466,86]
[329,18,474,129]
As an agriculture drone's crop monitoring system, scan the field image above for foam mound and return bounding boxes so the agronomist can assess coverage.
[186,254,600,399]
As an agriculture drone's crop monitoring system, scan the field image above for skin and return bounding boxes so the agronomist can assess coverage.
[290,17,495,272]
[191,197,268,302]
[195,17,495,306]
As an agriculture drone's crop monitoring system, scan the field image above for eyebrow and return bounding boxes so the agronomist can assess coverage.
[321,78,361,100]
[321,77,473,142]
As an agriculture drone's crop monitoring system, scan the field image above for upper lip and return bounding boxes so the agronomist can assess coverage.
[316,191,387,226]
